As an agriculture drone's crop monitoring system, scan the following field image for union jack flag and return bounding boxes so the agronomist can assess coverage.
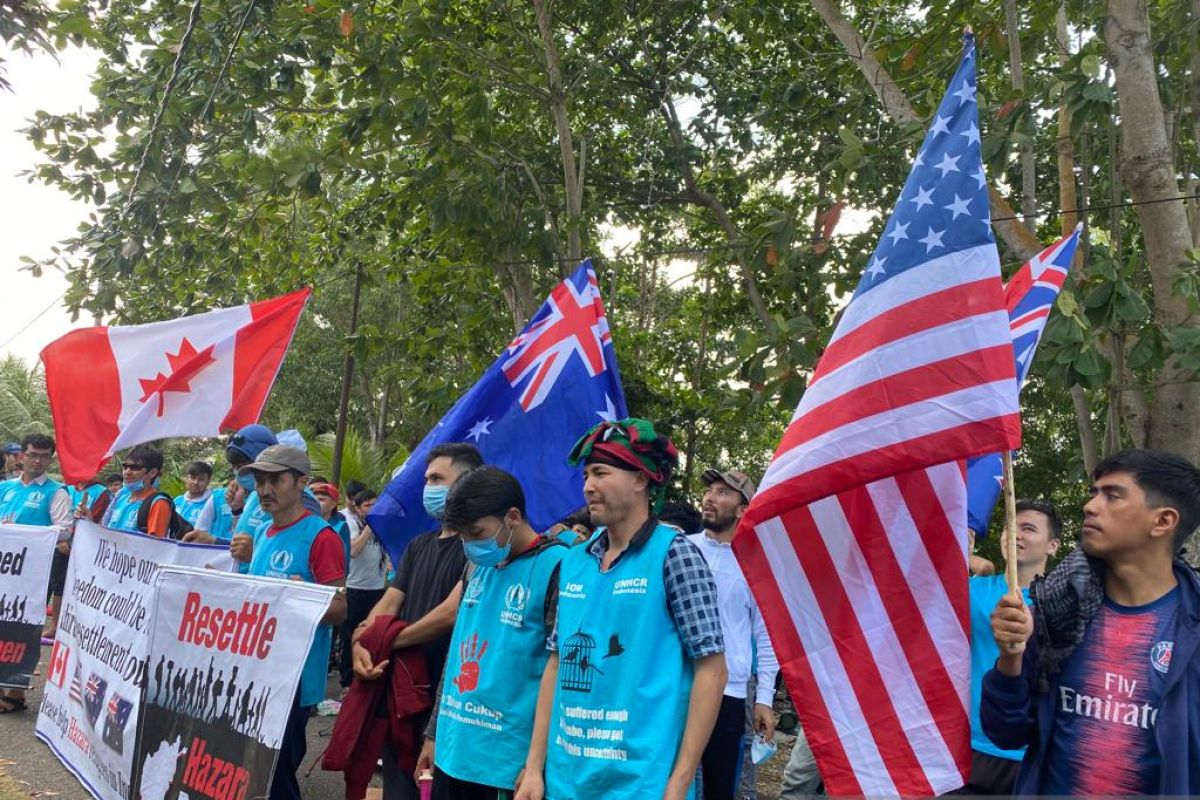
[502,272,612,411]
[370,261,628,562]
[1005,227,1080,380]
[734,36,1021,796]
[966,227,1080,533]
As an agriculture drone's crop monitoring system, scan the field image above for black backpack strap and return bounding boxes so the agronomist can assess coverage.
[135,491,174,535]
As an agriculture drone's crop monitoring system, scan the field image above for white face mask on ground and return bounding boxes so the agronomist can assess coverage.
[751,733,777,765]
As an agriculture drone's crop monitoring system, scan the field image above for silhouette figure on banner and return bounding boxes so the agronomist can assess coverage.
[150,659,274,739]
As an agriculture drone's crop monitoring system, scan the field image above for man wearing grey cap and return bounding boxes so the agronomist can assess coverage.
[689,469,779,800]
[232,444,347,800]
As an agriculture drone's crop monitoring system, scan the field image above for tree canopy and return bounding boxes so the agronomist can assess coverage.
[8,0,1200,555]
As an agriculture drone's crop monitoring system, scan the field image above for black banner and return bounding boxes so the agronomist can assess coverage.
[0,619,42,687]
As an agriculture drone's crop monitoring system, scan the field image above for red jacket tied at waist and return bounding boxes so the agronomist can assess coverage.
[322,615,431,800]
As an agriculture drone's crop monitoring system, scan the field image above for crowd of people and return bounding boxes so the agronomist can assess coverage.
[1,419,1198,799]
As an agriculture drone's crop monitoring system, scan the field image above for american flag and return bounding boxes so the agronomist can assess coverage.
[733,37,1021,796]
[69,660,84,704]
[967,227,1081,533]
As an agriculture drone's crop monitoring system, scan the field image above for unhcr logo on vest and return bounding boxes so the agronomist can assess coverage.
[500,583,528,628]
[269,550,293,573]
[612,577,648,596]
[464,575,485,606]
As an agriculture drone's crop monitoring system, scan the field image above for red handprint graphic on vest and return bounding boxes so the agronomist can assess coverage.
[453,633,488,693]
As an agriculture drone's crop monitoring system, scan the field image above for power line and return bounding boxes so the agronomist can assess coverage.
[991,192,1200,223]
[0,290,68,352]
[148,0,260,243]
[124,0,204,213]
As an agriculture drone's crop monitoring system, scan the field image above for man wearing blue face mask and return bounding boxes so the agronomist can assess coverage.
[403,466,566,800]
[101,444,175,537]
[187,424,321,546]
[351,442,481,800]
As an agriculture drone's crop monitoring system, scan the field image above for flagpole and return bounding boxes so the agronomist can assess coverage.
[1001,450,1019,596]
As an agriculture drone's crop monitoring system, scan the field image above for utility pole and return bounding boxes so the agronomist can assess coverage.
[331,266,363,487]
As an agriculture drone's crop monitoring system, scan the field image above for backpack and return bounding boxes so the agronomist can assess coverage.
[136,491,194,540]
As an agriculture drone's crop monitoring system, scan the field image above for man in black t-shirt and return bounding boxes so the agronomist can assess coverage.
[351,442,482,800]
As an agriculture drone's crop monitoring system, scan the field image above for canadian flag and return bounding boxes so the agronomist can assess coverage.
[41,289,311,482]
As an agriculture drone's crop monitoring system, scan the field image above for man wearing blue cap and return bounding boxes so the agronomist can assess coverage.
[184,424,319,545]
[3,443,22,481]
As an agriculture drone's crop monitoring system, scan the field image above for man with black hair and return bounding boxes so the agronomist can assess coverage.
[101,443,175,537]
[516,418,726,800]
[0,433,71,713]
[410,466,566,800]
[660,499,703,536]
[962,499,1060,795]
[352,442,481,800]
[174,461,217,531]
[983,449,1200,795]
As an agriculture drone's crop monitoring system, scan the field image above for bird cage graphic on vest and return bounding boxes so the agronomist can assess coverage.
[560,629,598,693]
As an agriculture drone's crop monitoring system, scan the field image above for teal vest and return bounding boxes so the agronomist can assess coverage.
[67,483,106,512]
[209,492,235,542]
[436,540,566,788]
[236,491,271,536]
[247,512,334,708]
[106,486,146,532]
[546,524,694,800]
[173,492,211,526]
[0,477,64,526]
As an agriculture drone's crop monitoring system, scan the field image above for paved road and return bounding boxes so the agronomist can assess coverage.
[0,643,364,800]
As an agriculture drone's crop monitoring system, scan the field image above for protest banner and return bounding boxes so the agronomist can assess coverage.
[0,523,58,689]
[35,520,234,800]
[133,567,334,800]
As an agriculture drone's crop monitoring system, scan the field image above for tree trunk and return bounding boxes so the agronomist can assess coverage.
[1003,0,1037,233]
[494,244,539,332]
[1106,0,1200,466]
[1071,385,1100,475]
[531,0,583,264]
[658,91,778,335]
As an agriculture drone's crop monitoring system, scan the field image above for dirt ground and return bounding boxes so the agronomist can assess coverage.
[754,734,793,799]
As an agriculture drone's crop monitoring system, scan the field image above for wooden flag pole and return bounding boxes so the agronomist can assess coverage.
[1001,450,1019,597]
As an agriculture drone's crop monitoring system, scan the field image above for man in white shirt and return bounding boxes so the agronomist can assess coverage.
[688,468,779,800]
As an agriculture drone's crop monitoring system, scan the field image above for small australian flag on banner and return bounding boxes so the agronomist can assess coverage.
[102,693,133,754]
[369,260,629,565]
[84,673,108,727]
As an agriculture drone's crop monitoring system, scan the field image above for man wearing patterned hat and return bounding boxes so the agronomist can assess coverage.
[516,418,727,800]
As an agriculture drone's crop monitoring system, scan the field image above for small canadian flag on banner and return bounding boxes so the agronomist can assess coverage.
[41,289,311,482]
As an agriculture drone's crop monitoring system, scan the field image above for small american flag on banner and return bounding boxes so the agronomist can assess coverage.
[69,660,83,705]
[733,36,1021,796]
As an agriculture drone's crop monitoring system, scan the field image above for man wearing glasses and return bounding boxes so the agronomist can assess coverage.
[101,444,174,537]
[0,433,72,714]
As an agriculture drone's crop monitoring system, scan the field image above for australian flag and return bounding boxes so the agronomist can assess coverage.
[84,672,108,727]
[967,227,1081,534]
[102,693,133,754]
[369,261,628,563]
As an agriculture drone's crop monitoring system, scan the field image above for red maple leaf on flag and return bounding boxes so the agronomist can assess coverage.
[138,337,217,416]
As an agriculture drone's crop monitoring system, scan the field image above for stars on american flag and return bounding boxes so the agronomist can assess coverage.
[857,45,992,292]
